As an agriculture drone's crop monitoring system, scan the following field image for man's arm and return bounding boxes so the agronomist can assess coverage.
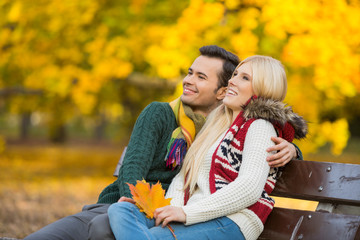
[266,136,303,167]
[116,102,173,198]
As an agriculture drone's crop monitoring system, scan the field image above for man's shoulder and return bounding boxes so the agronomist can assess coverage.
[142,101,172,115]
[136,101,175,124]
[146,101,171,109]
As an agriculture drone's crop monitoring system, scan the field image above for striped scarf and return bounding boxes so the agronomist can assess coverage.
[165,98,205,170]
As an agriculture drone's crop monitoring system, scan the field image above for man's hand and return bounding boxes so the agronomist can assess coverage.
[118,196,136,204]
[154,206,186,227]
[266,137,297,167]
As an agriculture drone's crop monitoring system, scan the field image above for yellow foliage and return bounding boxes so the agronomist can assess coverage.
[225,0,241,10]
[231,29,259,59]
[104,103,124,121]
[7,1,22,22]
[1,0,359,155]
[319,119,350,155]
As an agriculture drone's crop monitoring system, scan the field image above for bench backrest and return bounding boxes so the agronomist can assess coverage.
[272,159,360,206]
[259,160,360,240]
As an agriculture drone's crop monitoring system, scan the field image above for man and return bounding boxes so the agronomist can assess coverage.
[25,45,300,240]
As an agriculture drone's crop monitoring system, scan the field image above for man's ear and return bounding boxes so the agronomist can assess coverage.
[216,87,227,101]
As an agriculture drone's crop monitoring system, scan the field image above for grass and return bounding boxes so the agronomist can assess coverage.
[0,138,359,239]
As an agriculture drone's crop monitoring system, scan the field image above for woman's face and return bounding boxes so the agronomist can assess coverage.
[223,62,254,117]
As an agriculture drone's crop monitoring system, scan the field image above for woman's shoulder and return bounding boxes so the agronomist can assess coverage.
[247,119,276,134]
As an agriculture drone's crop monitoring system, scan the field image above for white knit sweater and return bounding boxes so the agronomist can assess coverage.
[165,119,277,240]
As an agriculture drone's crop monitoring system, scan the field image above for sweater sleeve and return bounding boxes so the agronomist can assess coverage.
[292,143,303,160]
[116,102,172,198]
[182,119,276,225]
[165,172,185,207]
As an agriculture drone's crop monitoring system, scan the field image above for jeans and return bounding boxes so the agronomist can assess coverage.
[108,202,245,240]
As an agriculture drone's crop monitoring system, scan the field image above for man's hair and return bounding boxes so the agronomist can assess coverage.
[199,45,240,89]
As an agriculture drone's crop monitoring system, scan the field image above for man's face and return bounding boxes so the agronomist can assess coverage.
[181,55,225,116]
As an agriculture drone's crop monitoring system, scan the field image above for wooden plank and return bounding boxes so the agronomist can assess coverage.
[272,160,360,206]
[259,208,360,240]
[113,147,127,177]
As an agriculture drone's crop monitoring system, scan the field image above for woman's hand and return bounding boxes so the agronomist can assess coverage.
[154,206,186,227]
[266,137,297,167]
[118,196,136,204]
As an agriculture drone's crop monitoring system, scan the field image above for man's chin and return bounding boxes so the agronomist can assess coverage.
[180,95,192,105]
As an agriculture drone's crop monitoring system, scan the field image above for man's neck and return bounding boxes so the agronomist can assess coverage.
[192,104,220,117]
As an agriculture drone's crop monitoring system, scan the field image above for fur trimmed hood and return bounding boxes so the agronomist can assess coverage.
[242,98,308,139]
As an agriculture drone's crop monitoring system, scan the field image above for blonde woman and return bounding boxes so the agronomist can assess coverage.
[107,55,308,240]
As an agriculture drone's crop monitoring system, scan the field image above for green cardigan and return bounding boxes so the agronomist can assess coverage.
[97,102,179,204]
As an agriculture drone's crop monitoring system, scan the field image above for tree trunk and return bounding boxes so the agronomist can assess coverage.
[94,113,107,140]
[20,112,31,140]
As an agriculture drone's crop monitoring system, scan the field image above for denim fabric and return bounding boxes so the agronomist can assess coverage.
[108,202,245,240]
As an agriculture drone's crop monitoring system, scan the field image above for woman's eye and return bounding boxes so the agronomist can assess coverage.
[233,72,238,76]
[243,76,249,80]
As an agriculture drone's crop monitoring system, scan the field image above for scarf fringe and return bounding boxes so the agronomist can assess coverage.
[165,139,187,170]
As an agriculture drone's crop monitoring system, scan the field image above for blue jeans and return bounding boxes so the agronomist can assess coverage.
[108,202,245,240]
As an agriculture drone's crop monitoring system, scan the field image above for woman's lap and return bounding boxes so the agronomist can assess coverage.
[108,202,245,240]
[150,217,245,240]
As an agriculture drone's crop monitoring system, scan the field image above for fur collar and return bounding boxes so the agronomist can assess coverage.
[242,98,308,139]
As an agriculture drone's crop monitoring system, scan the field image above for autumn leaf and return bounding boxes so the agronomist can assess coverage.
[127,180,172,219]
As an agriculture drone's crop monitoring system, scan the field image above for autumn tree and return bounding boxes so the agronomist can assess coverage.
[1,0,359,155]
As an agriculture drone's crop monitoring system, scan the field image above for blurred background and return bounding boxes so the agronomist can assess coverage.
[0,0,359,238]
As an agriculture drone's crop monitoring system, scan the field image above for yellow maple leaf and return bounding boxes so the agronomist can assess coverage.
[127,180,172,219]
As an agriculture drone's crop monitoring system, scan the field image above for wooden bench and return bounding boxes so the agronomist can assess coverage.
[114,150,360,239]
[259,159,360,240]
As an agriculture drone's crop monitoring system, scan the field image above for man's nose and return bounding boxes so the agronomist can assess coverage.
[183,75,194,85]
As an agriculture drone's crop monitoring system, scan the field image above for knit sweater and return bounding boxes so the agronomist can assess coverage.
[165,120,278,240]
[97,102,179,203]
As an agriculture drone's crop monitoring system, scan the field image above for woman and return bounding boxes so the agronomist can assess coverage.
[107,55,308,240]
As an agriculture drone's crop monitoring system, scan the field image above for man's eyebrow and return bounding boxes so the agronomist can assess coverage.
[198,71,208,78]
[188,68,208,78]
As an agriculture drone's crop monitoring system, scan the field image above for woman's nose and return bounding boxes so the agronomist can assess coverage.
[228,77,235,85]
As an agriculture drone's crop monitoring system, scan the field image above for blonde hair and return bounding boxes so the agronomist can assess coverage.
[242,55,287,101]
[181,55,287,194]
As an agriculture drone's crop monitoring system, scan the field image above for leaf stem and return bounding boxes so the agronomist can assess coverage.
[167,224,177,240]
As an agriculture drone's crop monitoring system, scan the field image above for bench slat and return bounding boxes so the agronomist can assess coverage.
[272,160,360,206]
[259,207,360,240]
[113,147,127,177]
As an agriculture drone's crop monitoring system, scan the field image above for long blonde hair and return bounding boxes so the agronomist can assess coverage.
[181,55,287,194]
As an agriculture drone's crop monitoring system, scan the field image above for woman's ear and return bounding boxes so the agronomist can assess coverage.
[216,87,227,101]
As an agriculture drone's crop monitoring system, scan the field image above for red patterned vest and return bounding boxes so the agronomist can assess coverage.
[208,112,295,224]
